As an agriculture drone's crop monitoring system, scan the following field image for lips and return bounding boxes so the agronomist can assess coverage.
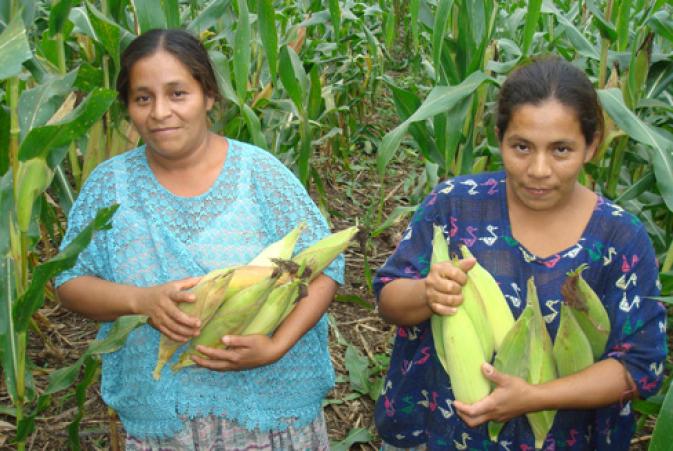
[151,127,179,133]
[524,186,552,197]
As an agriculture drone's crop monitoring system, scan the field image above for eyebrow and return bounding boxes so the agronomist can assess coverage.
[131,81,187,92]
[506,135,577,147]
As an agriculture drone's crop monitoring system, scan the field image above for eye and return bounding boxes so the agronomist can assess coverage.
[513,143,529,153]
[172,90,187,99]
[135,95,150,105]
[554,146,571,156]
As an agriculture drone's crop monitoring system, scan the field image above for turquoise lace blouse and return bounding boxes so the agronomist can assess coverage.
[55,139,345,438]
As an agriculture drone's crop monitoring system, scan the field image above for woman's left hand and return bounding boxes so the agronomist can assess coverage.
[453,363,537,427]
[191,335,284,371]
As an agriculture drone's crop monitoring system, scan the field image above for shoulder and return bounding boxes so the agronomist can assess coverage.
[229,138,301,186]
[229,139,287,170]
[83,147,142,189]
[592,196,650,247]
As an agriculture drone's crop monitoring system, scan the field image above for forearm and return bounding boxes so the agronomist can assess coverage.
[272,274,337,354]
[533,358,636,411]
[378,278,433,326]
[57,276,143,321]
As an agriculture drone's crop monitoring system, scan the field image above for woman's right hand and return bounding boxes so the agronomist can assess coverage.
[134,277,202,342]
[425,258,476,316]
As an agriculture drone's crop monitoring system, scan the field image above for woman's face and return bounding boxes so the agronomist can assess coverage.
[127,50,214,160]
[500,98,597,213]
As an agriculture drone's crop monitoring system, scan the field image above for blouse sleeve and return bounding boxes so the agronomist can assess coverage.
[373,186,444,300]
[601,224,667,398]
[54,164,115,287]
[253,150,344,285]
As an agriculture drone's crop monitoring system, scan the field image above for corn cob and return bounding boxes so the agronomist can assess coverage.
[153,270,234,379]
[241,278,305,335]
[525,277,557,450]
[489,304,534,441]
[248,223,305,266]
[459,245,514,351]
[429,226,490,404]
[172,271,282,370]
[292,225,361,281]
[553,303,594,377]
[460,272,496,362]
[562,264,610,360]
[430,225,451,375]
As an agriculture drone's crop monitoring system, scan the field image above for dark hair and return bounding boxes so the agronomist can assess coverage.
[116,29,221,106]
[496,56,604,146]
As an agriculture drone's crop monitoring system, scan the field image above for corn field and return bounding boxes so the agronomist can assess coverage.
[1,0,672,449]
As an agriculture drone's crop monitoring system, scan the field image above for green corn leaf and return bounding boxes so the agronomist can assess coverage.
[372,205,418,236]
[18,69,78,140]
[209,50,239,104]
[616,0,632,52]
[14,158,53,234]
[522,0,542,56]
[0,14,32,81]
[307,64,321,121]
[0,255,18,402]
[13,205,119,332]
[187,0,232,34]
[328,0,341,44]
[44,314,147,396]
[541,1,599,60]
[257,0,278,80]
[598,88,673,213]
[241,103,267,149]
[134,0,168,33]
[377,71,493,176]
[586,0,617,41]
[649,381,673,450]
[84,3,132,70]
[48,0,74,36]
[383,76,441,164]
[432,0,454,83]
[233,0,251,103]
[330,428,373,451]
[279,45,306,113]
[163,0,181,28]
[647,9,673,43]
[19,88,117,162]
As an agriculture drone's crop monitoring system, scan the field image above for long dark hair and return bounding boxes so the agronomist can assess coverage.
[116,29,221,106]
[496,56,604,146]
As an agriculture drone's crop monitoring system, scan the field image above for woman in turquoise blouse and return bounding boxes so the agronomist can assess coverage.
[56,29,343,450]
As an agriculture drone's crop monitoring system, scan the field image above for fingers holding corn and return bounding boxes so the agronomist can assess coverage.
[425,258,476,315]
[137,276,202,342]
[192,334,283,371]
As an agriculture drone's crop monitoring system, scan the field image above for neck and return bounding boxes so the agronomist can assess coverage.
[146,131,212,173]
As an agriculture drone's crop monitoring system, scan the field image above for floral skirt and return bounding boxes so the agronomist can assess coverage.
[125,413,329,451]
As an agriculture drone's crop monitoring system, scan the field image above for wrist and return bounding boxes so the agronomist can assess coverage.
[127,285,146,315]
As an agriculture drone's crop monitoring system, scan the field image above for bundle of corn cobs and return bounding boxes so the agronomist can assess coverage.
[153,223,361,380]
[429,225,611,449]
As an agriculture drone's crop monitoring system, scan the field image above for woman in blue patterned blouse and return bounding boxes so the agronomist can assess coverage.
[374,57,667,450]
[56,29,343,450]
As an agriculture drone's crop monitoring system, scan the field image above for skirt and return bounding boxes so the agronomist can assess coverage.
[125,413,329,451]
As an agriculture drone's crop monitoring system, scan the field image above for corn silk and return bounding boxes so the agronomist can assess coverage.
[55,139,344,439]
[373,171,667,451]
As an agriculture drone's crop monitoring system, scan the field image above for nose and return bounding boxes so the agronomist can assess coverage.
[528,151,552,178]
[150,96,171,120]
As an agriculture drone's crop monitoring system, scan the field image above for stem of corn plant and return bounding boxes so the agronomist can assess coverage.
[598,0,614,88]
[662,237,673,274]
[605,136,628,199]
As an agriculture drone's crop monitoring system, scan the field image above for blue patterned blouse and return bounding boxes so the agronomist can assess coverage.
[55,139,344,439]
[373,170,667,451]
